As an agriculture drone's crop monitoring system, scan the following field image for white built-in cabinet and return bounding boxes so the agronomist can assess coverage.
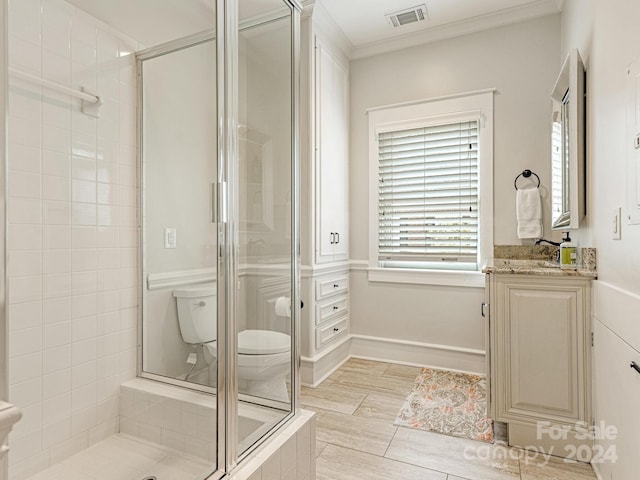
[593,318,640,478]
[299,11,351,385]
[487,273,592,457]
[314,37,349,264]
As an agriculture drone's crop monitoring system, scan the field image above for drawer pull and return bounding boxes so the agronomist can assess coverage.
[333,306,339,310]
[333,284,339,288]
[333,328,339,332]
[631,361,640,375]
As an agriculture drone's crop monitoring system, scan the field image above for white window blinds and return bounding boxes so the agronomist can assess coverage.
[377,120,479,269]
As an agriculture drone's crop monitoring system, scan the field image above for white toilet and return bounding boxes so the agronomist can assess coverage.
[173,285,291,402]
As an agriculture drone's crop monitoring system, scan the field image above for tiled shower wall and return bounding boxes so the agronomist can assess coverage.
[6,0,140,478]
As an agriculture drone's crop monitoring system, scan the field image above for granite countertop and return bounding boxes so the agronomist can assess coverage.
[482,258,598,278]
[482,245,598,279]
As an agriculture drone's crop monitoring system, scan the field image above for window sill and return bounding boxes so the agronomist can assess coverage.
[367,267,485,288]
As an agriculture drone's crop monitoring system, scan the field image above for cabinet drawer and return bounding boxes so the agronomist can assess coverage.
[316,276,348,300]
[315,295,348,325]
[315,316,348,350]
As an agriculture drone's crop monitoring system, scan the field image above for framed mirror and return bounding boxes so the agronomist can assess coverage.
[551,49,586,230]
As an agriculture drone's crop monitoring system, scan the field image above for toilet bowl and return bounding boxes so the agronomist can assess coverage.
[173,285,291,402]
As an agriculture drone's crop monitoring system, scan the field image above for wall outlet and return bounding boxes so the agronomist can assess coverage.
[612,207,622,240]
[164,227,177,248]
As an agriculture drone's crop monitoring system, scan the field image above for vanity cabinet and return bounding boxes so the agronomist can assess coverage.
[314,37,349,264]
[487,273,592,457]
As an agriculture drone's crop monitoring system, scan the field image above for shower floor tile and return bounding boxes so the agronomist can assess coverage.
[27,434,213,480]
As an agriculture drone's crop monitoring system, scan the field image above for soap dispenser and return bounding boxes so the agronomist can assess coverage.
[559,232,577,269]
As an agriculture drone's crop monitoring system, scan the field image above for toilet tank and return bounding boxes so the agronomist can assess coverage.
[173,285,217,344]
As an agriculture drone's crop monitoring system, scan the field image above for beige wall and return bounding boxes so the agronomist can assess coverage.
[560,0,640,295]
[349,15,561,354]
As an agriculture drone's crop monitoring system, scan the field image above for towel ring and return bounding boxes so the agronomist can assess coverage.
[514,169,540,190]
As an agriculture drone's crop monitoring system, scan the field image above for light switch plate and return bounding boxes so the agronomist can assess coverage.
[165,227,177,248]
[612,207,622,240]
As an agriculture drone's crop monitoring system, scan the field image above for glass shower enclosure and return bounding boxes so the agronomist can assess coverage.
[137,0,299,476]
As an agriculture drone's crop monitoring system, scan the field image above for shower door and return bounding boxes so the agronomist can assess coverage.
[138,0,300,476]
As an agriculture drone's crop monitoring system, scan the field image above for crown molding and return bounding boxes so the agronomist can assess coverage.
[307,0,354,59]
[350,0,562,60]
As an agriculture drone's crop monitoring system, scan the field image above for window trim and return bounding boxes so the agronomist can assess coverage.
[367,90,494,287]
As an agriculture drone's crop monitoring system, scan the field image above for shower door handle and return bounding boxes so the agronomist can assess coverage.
[211,182,217,223]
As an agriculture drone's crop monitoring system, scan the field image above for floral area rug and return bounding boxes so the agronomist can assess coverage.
[394,367,494,443]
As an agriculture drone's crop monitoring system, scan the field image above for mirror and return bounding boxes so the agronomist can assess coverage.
[551,49,586,230]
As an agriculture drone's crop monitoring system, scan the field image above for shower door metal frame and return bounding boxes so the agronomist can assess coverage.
[136,0,301,476]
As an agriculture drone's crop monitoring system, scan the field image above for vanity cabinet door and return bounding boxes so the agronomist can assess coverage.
[493,275,591,425]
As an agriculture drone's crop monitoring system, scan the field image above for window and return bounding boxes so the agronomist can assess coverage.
[368,90,493,286]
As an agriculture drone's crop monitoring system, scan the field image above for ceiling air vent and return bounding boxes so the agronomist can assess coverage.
[386,4,429,28]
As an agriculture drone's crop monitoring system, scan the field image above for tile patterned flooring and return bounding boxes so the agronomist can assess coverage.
[304,358,599,480]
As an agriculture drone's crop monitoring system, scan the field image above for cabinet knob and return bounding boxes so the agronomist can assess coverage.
[333,284,339,288]
[333,306,339,310]
[333,328,339,332]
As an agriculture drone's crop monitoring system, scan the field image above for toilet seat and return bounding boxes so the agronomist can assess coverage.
[238,330,290,355]
[204,329,290,357]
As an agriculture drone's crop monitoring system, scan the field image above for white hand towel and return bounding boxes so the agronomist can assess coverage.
[516,187,543,239]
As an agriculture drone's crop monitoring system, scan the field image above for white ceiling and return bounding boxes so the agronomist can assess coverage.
[66,0,564,57]
[315,0,564,58]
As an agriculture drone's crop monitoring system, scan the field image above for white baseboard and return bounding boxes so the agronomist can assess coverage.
[350,334,486,375]
[301,334,486,386]
[300,337,351,387]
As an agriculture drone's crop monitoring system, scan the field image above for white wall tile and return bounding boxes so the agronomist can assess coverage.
[10,197,42,224]
[42,150,70,178]
[43,273,72,298]
[71,315,97,342]
[43,297,71,325]
[97,269,119,292]
[97,226,118,248]
[71,248,97,272]
[71,179,96,204]
[12,402,42,439]
[10,326,43,358]
[43,175,71,201]
[71,202,96,226]
[9,224,42,251]
[9,251,43,277]
[43,392,72,427]
[71,338,97,365]
[71,361,97,389]
[43,97,71,128]
[9,170,41,199]
[42,321,71,350]
[9,37,42,75]
[71,226,97,248]
[43,249,71,274]
[71,293,97,319]
[43,225,71,249]
[43,199,71,225]
[43,345,72,375]
[9,378,43,408]
[43,418,71,449]
[42,124,71,154]
[9,275,43,304]
[9,301,43,331]
[8,1,141,475]
[72,271,97,294]
[8,143,41,174]
[42,26,71,59]
[71,382,96,413]
[97,204,118,226]
[43,368,71,399]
